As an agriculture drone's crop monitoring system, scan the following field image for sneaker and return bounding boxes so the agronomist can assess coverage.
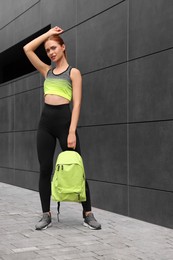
[35,212,52,230]
[83,213,101,230]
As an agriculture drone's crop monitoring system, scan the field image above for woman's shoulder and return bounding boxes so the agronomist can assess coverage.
[70,67,82,77]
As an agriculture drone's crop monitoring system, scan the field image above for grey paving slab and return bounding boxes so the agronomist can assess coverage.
[0,182,173,260]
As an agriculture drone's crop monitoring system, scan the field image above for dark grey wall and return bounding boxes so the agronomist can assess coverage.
[0,0,173,229]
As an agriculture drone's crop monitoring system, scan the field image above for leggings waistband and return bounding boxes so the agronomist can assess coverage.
[44,103,70,110]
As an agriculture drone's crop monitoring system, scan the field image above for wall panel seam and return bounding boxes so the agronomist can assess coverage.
[129,46,173,63]
[0,86,43,100]
[0,166,39,174]
[126,0,130,217]
[0,0,41,30]
[82,46,173,76]
[0,71,39,88]
[65,0,126,33]
[88,179,173,193]
[0,118,173,134]
[78,118,173,129]
[0,130,37,134]
[128,184,173,194]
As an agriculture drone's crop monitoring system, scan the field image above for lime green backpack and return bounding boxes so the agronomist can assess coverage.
[51,151,86,204]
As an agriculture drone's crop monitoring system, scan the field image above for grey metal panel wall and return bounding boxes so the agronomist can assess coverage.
[0,0,173,228]
[0,0,39,29]
[129,0,173,58]
[0,0,41,51]
[128,0,173,228]
[77,2,127,72]
[129,122,173,191]
[129,50,173,122]
[79,64,127,126]
[0,72,41,189]
[76,0,128,218]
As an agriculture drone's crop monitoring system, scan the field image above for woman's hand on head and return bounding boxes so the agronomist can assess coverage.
[48,26,64,36]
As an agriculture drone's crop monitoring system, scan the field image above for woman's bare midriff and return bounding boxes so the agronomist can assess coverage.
[44,94,70,105]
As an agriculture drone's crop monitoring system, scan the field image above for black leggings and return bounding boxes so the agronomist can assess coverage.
[37,103,91,213]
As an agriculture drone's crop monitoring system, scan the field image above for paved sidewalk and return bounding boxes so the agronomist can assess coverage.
[0,182,173,260]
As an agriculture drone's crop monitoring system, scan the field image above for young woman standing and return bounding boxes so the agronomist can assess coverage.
[23,26,101,230]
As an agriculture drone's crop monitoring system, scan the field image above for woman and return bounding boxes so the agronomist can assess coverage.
[23,26,101,230]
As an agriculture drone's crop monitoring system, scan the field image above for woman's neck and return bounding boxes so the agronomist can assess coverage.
[55,57,68,70]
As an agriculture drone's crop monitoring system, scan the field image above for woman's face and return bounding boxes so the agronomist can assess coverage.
[45,40,65,62]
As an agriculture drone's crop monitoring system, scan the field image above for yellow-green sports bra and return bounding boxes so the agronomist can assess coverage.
[44,66,72,101]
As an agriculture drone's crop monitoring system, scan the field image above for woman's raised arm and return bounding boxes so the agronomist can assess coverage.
[23,26,63,77]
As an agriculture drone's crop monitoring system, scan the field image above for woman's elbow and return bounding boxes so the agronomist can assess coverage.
[23,45,28,53]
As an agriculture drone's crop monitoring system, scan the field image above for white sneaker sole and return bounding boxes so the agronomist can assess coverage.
[36,222,52,230]
[83,222,101,230]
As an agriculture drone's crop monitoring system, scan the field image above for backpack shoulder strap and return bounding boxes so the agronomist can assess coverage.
[57,202,60,222]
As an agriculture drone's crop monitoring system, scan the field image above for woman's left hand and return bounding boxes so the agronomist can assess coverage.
[67,132,76,149]
[48,26,64,36]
